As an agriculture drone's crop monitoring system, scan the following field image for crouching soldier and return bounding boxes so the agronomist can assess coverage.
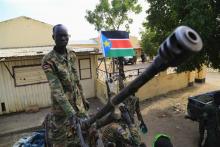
[101,104,145,147]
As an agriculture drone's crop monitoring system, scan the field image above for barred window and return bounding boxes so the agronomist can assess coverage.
[78,58,92,80]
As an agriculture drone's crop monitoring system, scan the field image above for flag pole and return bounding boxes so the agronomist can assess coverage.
[117,57,125,90]
[103,57,111,100]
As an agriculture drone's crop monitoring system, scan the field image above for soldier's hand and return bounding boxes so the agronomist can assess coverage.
[139,121,148,134]
[80,118,90,130]
[81,94,89,110]
[83,99,90,111]
[69,114,78,129]
[69,115,90,130]
[119,105,132,127]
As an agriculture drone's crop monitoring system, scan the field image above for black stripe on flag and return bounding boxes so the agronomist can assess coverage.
[101,31,129,39]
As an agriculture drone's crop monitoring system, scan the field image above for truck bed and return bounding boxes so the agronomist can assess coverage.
[187,90,220,121]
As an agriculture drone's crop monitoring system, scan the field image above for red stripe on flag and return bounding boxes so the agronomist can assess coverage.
[109,39,133,48]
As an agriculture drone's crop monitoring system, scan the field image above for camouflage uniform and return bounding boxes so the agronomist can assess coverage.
[101,92,142,147]
[42,48,86,147]
[123,95,139,122]
[101,98,141,146]
[124,95,143,144]
[102,122,141,147]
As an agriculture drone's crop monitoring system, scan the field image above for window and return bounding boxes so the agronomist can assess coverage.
[78,58,92,80]
[13,64,48,87]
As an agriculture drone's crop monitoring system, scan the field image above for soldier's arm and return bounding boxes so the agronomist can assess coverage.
[129,125,142,146]
[135,98,148,133]
[119,105,142,146]
[135,98,143,121]
[115,125,141,146]
[42,61,76,118]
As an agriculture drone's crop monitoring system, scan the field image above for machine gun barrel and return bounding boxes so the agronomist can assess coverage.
[87,26,203,126]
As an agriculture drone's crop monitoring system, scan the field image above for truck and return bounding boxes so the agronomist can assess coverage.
[186,90,220,121]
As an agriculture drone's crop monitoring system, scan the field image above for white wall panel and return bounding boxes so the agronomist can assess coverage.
[0,58,51,114]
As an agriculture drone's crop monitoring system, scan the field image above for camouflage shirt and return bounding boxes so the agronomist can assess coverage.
[42,48,85,118]
[102,123,141,146]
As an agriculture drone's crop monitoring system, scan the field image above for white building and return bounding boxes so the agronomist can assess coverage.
[0,16,100,115]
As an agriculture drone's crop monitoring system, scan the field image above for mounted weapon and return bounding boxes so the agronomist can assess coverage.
[86,26,203,127]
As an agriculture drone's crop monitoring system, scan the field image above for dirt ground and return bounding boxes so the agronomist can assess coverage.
[141,72,220,147]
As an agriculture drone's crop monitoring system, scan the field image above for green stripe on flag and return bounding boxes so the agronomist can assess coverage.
[107,48,135,57]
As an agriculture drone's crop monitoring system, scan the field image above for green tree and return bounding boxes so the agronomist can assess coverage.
[141,0,220,72]
[85,0,142,31]
[140,26,158,59]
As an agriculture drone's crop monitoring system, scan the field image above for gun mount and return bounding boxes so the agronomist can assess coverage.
[87,26,203,127]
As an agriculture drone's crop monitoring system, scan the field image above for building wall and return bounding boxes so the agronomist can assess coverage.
[135,71,190,101]
[195,65,207,82]
[69,44,98,49]
[0,57,51,114]
[0,16,53,48]
[0,54,97,115]
[96,79,108,104]
[96,70,193,102]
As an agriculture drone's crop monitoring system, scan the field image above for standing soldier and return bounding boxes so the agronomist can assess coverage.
[42,24,89,147]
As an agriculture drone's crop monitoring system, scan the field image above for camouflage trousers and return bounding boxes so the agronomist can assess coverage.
[101,122,141,147]
[44,113,86,147]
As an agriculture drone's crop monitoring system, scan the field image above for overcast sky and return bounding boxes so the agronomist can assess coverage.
[0,0,149,40]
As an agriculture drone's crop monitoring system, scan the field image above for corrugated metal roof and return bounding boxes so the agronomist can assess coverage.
[0,46,99,59]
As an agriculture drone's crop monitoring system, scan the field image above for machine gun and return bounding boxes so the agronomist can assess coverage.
[86,26,203,127]
[78,26,203,146]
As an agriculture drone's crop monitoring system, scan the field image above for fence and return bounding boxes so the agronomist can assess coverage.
[97,67,178,82]
[96,67,191,102]
[97,68,146,82]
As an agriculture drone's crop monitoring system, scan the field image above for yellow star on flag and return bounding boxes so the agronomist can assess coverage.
[104,40,110,47]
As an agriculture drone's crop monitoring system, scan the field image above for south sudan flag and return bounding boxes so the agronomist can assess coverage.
[100,31,135,57]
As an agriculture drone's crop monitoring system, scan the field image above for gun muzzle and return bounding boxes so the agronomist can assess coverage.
[155,26,202,70]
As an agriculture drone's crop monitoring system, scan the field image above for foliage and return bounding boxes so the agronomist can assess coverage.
[140,26,158,59]
[141,0,220,72]
[85,0,142,31]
